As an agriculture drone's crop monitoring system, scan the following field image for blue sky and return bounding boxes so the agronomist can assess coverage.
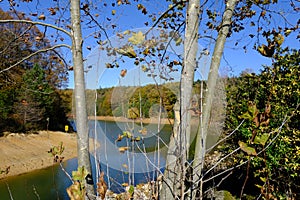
[1,0,299,89]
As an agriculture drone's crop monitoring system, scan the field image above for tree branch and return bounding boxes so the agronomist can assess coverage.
[0,24,34,54]
[202,104,299,184]
[0,19,71,37]
[0,44,71,74]
[145,0,187,36]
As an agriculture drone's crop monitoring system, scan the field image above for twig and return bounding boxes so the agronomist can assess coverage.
[203,171,233,196]
[202,147,241,179]
[59,162,74,184]
[83,11,112,47]
[6,183,14,200]
[145,0,187,36]
[206,119,245,153]
[0,25,34,54]
[240,157,251,198]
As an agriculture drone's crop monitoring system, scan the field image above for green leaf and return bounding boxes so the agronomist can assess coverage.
[123,131,132,138]
[260,177,267,183]
[239,111,252,120]
[248,103,258,118]
[128,185,134,196]
[238,141,257,156]
[128,31,145,45]
[254,133,270,146]
[175,37,182,46]
[72,166,88,182]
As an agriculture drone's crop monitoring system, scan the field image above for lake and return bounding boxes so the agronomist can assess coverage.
[0,120,219,199]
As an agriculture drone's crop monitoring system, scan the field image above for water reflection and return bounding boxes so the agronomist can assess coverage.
[0,120,219,199]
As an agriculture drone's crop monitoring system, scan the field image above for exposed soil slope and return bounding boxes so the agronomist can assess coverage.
[0,131,79,179]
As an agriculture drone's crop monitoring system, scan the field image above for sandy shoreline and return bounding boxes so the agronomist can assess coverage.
[0,131,96,180]
[0,116,174,179]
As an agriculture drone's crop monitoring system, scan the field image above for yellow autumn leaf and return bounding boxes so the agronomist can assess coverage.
[122,183,129,187]
[139,127,147,135]
[285,29,292,36]
[274,34,284,46]
[238,141,257,156]
[119,146,129,153]
[128,31,145,45]
[38,14,46,20]
[123,30,131,35]
[115,46,137,58]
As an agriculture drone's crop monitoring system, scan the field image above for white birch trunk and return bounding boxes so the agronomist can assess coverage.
[161,0,200,198]
[70,0,95,198]
[192,0,238,198]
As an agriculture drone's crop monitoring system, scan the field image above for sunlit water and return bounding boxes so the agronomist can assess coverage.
[0,120,219,199]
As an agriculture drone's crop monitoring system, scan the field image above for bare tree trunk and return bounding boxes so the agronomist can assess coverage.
[192,0,238,198]
[70,0,95,198]
[161,0,200,199]
[160,101,180,199]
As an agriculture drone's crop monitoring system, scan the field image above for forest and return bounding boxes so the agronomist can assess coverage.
[0,0,299,199]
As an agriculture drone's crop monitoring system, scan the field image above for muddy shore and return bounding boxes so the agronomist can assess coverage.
[0,131,97,179]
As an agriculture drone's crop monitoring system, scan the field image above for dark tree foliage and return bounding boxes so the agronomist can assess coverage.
[0,9,69,133]
[224,48,300,198]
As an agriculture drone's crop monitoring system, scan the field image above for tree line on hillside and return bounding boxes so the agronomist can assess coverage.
[0,9,69,133]
[90,83,179,119]
[64,81,207,120]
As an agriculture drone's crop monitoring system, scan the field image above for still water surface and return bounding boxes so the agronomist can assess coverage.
[0,120,219,199]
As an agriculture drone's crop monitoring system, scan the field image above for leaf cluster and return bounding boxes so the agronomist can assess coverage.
[224,48,300,198]
[67,166,89,200]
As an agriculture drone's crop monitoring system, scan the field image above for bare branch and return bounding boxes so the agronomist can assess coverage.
[145,0,187,36]
[83,11,112,47]
[0,44,71,74]
[59,163,74,184]
[202,147,241,179]
[6,182,14,200]
[203,171,233,196]
[206,119,245,153]
[0,19,71,37]
[202,104,299,184]
[0,24,34,54]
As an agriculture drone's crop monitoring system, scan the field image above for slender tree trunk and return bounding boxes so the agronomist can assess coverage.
[160,101,181,199]
[192,0,238,198]
[161,0,200,199]
[70,0,95,198]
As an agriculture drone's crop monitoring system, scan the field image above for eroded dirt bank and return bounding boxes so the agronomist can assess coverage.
[0,131,84,179]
